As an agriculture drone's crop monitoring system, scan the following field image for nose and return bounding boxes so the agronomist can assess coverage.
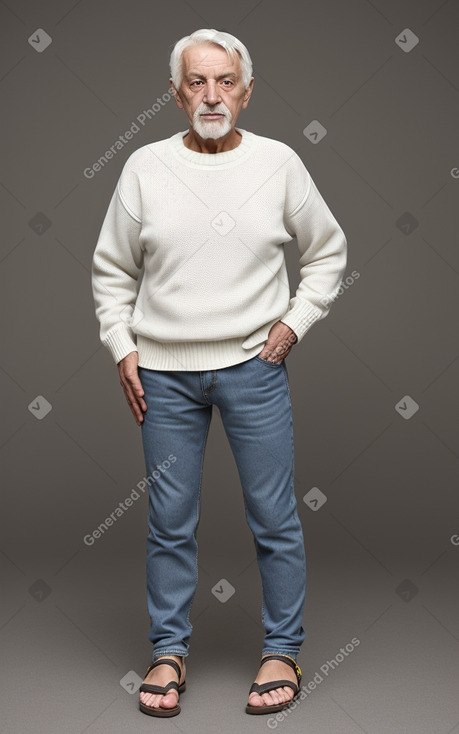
[203,80,220,105]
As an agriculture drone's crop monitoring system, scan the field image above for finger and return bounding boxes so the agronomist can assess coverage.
[121,378,146,425]
[260,343,288,362]
[125,370,148,412]
[128,383,147,412]
[125,389,144,425]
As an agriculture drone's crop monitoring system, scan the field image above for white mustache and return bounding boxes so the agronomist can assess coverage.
[195,103,231,119]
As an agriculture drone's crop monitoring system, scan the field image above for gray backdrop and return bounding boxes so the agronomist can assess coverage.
[1,0,458,732]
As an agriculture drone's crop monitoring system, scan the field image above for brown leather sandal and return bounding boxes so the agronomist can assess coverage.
[246,654,302,715]
[139,657,186,717]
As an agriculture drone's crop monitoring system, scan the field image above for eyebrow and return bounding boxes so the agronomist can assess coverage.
[185,71,238,81]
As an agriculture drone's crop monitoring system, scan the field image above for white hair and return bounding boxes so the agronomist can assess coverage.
[169,28,253,90]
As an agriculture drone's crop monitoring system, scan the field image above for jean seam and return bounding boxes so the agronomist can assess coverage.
[152,649,188,662]
[184,407,212,635]
[281,367,296,508]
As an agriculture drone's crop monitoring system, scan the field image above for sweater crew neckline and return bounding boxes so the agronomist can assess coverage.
[169,127,254,167]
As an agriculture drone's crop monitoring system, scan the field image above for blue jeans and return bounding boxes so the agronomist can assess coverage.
[138,354,306,663]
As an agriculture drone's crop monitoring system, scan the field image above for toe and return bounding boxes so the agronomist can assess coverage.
[141,690,178,710]
[160,691,179,709]
[277,686,294,703]
[263,691,281,706]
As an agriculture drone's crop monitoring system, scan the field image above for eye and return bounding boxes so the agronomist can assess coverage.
[221,80,233,86]
[191,80,203,87]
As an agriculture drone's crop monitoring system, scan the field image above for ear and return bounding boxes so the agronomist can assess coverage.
[241,77,254,109]
[170,78,184,109]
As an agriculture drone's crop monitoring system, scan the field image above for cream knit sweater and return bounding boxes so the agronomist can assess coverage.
[91,127,347,370]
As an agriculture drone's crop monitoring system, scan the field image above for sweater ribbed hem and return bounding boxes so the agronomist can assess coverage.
[103,323,138,364]
[136,334,264,371]
[281,301,324,343]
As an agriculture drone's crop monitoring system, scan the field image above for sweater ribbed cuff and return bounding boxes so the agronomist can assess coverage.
[280,301,323,343]
[103,324,138,364]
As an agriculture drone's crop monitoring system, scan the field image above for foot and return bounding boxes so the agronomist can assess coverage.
[247,655,299,709]
[139,655,186,711]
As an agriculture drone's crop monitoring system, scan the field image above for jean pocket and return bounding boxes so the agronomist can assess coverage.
[255,355,284,367]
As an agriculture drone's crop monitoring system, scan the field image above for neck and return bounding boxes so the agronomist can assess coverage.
[182,127,242,154]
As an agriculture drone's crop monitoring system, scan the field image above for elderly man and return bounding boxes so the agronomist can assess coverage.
[91,28,347,717]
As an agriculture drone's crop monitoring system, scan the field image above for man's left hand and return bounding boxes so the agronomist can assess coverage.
[258,321,298,363]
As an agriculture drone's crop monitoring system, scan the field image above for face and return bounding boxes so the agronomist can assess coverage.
[171,43,254,139]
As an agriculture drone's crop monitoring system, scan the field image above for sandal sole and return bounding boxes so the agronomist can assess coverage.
[139,701,181,717]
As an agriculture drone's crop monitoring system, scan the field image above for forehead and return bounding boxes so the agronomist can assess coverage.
[181,43,241,77]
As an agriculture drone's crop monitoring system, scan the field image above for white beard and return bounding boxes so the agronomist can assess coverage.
[192,103,233,139]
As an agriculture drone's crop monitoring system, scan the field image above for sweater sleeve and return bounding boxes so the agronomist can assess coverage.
[91,164,144,365]
[280,152,347,342]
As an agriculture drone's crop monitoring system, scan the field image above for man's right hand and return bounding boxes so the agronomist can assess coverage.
[117,351,147,426]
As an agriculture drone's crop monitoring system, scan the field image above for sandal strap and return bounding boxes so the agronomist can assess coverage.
[144,658,181,679]
[139,680,179,695]
[249,679,299,696]
[260,654,302,684]
[140,657,183,696]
